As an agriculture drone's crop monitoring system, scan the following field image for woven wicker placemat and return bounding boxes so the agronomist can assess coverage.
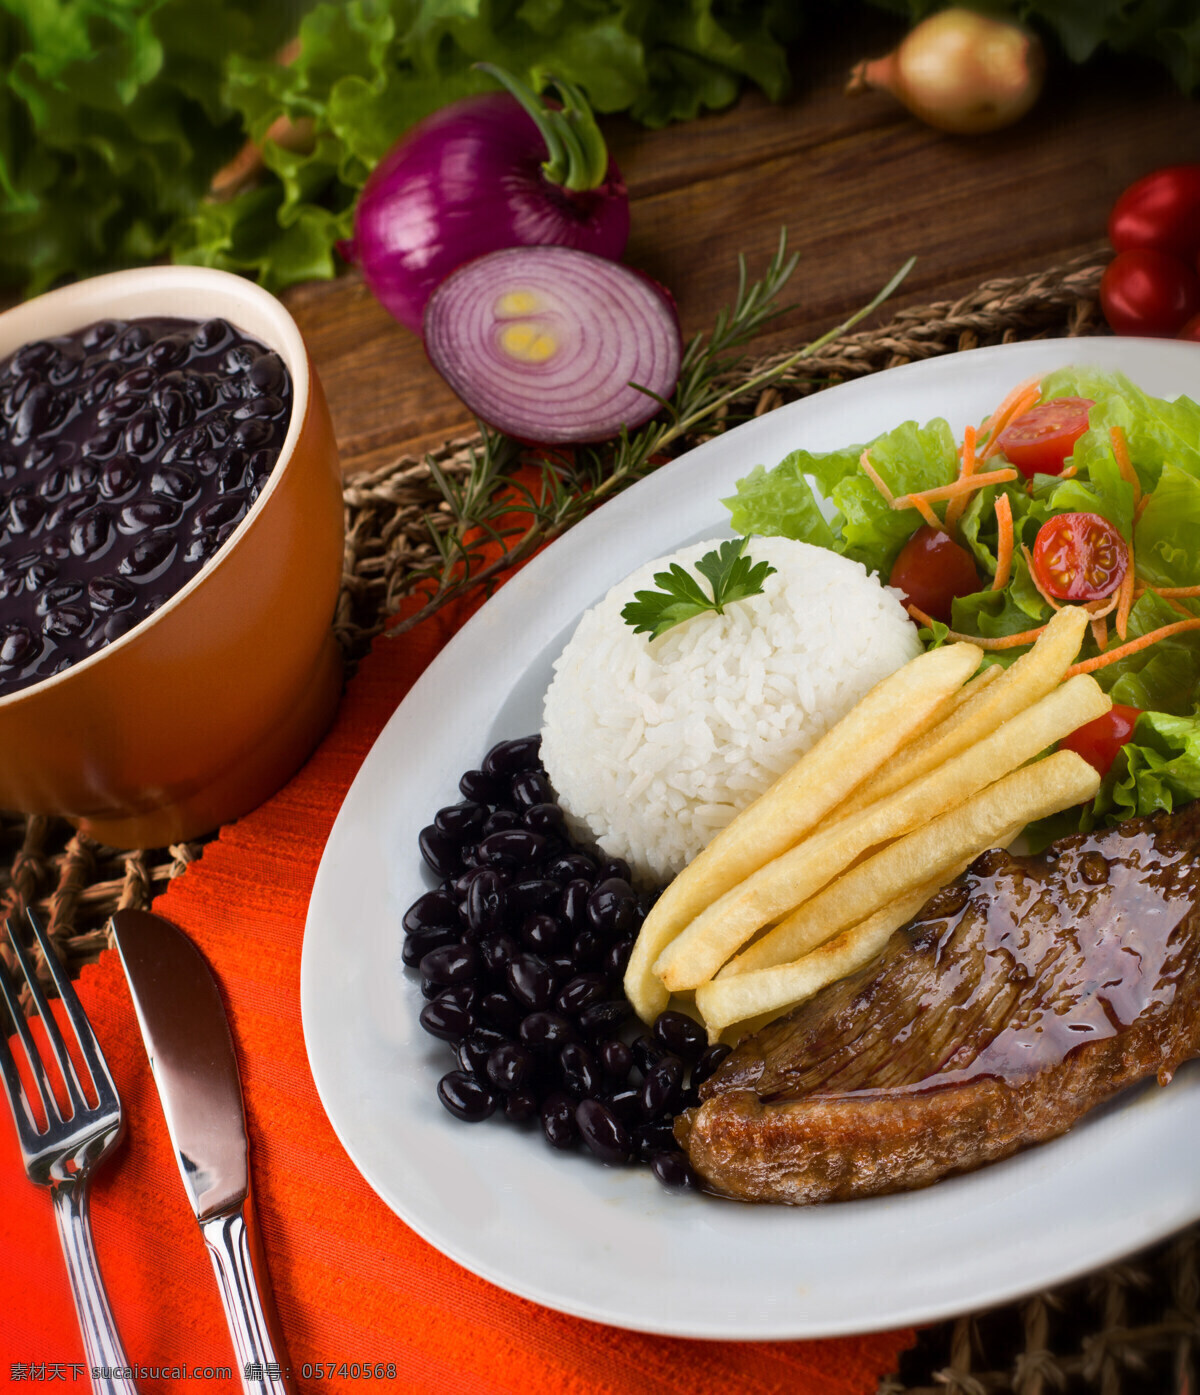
[12,244,1198,1394]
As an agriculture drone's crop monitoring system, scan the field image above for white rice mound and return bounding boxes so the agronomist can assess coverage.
[540,536,922,886]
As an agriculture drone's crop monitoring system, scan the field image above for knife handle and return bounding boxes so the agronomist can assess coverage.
[200,1199,295,1394]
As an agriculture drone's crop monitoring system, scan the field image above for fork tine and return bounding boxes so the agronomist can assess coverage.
[0,939,58,1132]
[0,968,45,1136]
[3,917,87,1120]
[25,909,118,1108]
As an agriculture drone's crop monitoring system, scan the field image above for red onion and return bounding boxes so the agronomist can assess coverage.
[423,245,682,445]
[344,71,629,333]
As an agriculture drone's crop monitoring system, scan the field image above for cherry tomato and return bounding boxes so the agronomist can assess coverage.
[1059,704,1141,777]
[1100,249,1200,337]
[1179,310,1200,341]
[1031,512,1128,602]
[1109,165,1200,261]
[888,525,980,623]
[995,397,1093,478]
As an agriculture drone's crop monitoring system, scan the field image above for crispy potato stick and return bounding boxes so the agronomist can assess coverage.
[695,880,941,1036]
[721,750,1100,976]
[621,642,983,1022]
[656,673,1109,990]
[834,605,1089,817]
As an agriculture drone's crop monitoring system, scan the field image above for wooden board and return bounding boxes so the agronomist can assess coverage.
[282,12,1200,476]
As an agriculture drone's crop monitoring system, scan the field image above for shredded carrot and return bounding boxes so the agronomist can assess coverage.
[1065,618,1200,677]
[1085,592,1121,620]
[1164,595,1197,621]
[991,493,1014,591]
[908,495,944,532]
[1134,493,1151,528]
[1022,543,1062,611]
[905,604,1048,649]
[859,448,894,504]
[1091,616,1109,652]
[1134,584,1200,599]
[1115,548,1135,642]
[944,423,977,533]
[1110,426,1142,510]
[892,467,1017,511]
[979,376,1042,461]
[1058,464,1078,480]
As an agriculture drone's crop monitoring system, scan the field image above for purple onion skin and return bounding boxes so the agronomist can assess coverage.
[348,92,630,333]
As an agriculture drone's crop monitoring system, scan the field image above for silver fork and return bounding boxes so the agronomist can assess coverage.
[0,910,136,1395]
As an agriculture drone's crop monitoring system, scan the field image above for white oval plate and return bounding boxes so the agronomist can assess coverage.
[302,336,1200,1339]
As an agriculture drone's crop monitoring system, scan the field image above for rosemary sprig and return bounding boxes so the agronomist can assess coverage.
[387,232,915,635]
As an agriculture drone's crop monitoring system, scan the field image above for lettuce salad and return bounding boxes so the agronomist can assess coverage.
[723,366,1200,838]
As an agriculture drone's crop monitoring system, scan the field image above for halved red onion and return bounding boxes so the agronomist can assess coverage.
[422,245,682,445]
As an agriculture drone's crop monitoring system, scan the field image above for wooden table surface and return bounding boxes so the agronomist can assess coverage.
[284,11,1200,479]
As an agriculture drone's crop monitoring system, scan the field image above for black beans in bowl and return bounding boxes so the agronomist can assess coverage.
[404,734,704,1191]
[0,315,292,699]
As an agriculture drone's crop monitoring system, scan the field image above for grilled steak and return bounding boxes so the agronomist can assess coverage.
[678,803,1200,1204]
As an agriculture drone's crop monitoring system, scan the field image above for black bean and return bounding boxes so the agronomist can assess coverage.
[649,1151,698,1189]
[0,625,37,668]
[82,322,119,352]
[692,1043,733,1086]
[419,995,473,1042]
[98,456,139,500]
[249,352,287,395]
[14,385,61,444]
[194,493,248,531]
[578,999,631,1037]
[193,318,232,352]
[478,990,524,1035]
[546,953,577,980]
[476,829,546,869]
[419,943,478,987]
[510,769,554,808]
[587,878,638,936]
[506,878,559,917]
[603,937,635,978]
[453,863,502,896]
[523,802,567,837]
[559,878,591,932]
[418,825,461,878]
[231,417,273,450]
[480,808,522,837]
[576,1099,632,1164]
[631,1035,665,1075]
[437,1071,497,1123]
[486,1043,535,1093]
[6,492,44,534]
[555,973,608,1017]
[600,1039,633,1083]
[434,800,487,840]
[504,1090,540,1123]
[478,932,520,977]
[603,1088,642,1125]
[402,889,459,935]
[482,735,541,777]
[540,1091,577,1149]
[232,393,283,421]
[518,1011,575,1054]
[151,463,199,502]
[456,1029,507,1080]
[41,604,91,638]
[570,929,604,970]
[123,410,159,457]
[420,976,441,1001]
[638,1055,684,1120]
[598,857,633,883]
[459,768,503,804]
[146,336,189,371]
[402,925,458,969]
[634,1119,677,1157]
[559,1042,600,1100]
[118,535,176,582]
[544,853,596,885]
[119,498,181,534]
[519,913,560,953]
[506,953,554,1011]
[652,1010,707,1063]
[439,982,479,1016]
[464,868,506,936]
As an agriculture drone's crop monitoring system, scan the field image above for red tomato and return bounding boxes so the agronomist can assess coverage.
[1109,165,1200,261]
[1179,310,1200,341]
[888,525,980,623]
[1031,512,1128,602]
[1058,704,1141,777]
[995,397,1093,478]
[1101,249,1200,337]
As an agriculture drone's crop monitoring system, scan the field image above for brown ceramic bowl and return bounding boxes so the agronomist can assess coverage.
[0,267,344,848]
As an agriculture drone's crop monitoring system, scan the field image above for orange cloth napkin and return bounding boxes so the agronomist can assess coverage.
[0,583,914,1393]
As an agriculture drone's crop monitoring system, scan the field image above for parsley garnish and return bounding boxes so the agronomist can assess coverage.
[621,537,777,640]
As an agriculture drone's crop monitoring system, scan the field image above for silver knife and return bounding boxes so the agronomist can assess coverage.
[110,908,295,1394]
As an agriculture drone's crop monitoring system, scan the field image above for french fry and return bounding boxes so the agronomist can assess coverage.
[655,673,1108,990]
[622,641,984,1021]
[833,604,1089,818]
[695,879,942,1036]
[720,749,1100,976]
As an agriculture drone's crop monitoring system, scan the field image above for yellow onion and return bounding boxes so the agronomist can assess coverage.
[847,8,1044,135]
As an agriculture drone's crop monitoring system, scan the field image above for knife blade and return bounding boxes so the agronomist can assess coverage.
[111,908,294,1394]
